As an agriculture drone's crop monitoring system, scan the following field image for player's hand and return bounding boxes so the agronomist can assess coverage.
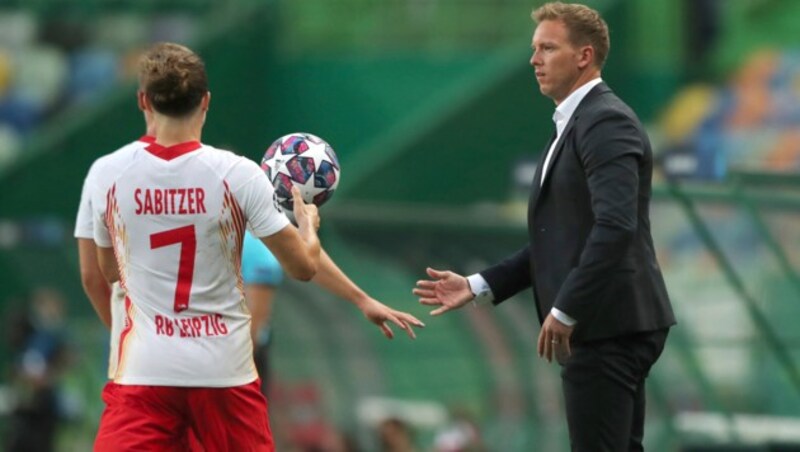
[413,267,474,316]
[360,298,425,340]
[537,313,574,364]
[292,186,319,231]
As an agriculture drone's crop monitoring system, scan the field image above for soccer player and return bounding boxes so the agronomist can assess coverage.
[89,42,423,451]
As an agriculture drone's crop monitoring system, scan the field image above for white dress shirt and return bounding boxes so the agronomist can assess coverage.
[467,78,604,326]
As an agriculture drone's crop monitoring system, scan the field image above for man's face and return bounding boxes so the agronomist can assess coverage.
[530,19,586,104]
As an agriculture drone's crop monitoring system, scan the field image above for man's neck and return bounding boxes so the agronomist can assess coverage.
[554,70,602,106]
[154,115,203,146]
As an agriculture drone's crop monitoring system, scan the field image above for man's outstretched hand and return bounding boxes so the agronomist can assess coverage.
[413,267,474,316]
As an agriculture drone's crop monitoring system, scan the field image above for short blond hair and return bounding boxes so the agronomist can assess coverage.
[532,2,610,69]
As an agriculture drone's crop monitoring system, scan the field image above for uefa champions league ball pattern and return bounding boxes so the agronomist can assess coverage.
[261,133,341,211]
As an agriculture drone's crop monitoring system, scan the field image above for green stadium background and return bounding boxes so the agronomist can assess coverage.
[1,0,800,450]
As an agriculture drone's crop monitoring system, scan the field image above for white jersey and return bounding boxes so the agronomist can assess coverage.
[89,140,290,387]
[75,136,154,379]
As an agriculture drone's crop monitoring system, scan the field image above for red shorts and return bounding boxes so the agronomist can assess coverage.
[94,380,273,452]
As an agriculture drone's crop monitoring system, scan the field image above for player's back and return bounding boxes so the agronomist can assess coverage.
[75,136,155,380]
[91,141,288,387]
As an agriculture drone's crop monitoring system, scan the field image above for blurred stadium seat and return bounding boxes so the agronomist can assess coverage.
[661,50,800,180]
[0,3,204,172]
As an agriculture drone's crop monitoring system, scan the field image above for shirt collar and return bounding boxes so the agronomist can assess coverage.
[552,77,603,124]
[145,141,203,161]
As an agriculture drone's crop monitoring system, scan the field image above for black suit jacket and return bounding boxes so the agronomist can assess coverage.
[481,83,675,343]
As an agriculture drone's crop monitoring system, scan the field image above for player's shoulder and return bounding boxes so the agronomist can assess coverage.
[198,144,263,180]
[199,144,255,165]
[92,139,148,169]
[85,139,149,183]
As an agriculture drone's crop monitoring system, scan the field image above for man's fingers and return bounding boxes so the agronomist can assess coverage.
[291,186,303,207]
[291,187,305,219]
[537,329,545,357]
[384,314,415,340]
[385,313,406,330]
[402,322,416,340]
[379,322,394,339]
[416,280,437,289]
[430,306,451,316]
[398,312,425,328]
[418,297,442,306]
[385,311,422,339]
[538,328,555,362]
[558,340,572,361]
[291,185,302,199]
[554,342,570,363]
[412,288,435,298]
[426,267,446,279]
[543,334,552,362]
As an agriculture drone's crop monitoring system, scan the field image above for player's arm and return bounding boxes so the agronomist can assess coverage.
[312,249,425,340]
[77,238,112,328]
[76,164,113,328]
[96,246,120,284]
[261,187,320,281]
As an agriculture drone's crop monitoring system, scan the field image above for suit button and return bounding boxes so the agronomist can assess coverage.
[540,227,546,232]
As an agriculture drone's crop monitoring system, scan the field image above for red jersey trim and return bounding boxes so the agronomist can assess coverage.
[115,296,134,380]
[138,135,156,144]
[145,141,202,161]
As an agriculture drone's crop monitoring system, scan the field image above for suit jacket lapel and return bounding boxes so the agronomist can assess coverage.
[529,131,556,209]
[538,115,577,188]
[532,82,611,209]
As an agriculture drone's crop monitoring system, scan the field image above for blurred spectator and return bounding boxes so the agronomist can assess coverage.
[4,288,71,452]
[268,381,362,451]
[318,427,361,452]
[432,409,486,452]
[378,417,416,452]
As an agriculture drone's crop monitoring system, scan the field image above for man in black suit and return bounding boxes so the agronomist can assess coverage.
[414,2,675,450]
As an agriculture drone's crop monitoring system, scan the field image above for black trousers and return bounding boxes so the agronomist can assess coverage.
[560,328,669,451]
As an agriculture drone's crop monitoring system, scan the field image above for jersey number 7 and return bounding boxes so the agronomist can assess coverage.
[150,225,196,313]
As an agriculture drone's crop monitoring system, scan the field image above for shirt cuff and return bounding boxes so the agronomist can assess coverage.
[467,274,494,306]
[551,307,577,326]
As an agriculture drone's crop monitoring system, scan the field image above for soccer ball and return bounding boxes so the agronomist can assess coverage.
[260,132,341,211]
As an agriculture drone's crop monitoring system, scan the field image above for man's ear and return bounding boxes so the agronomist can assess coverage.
[201,91,211,112]
[137,90,150,112]
[577,45,595,70]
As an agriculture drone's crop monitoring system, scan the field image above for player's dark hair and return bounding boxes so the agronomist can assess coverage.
[139,42,208,117]
[533,2,610,69]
